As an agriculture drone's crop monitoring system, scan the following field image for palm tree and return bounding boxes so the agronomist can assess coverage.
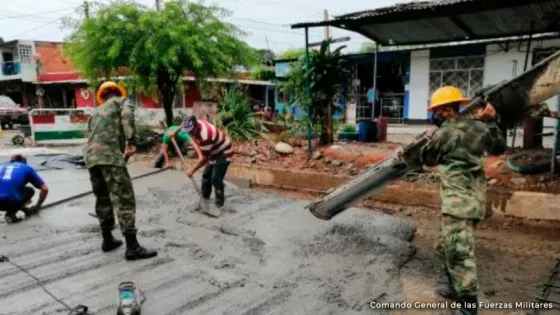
[281,39,349,145]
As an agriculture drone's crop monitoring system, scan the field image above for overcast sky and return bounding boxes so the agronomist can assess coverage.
[0,0,405,54]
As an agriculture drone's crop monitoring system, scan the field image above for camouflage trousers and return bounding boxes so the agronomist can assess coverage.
[436,214,478,296]
[89,165,137,235]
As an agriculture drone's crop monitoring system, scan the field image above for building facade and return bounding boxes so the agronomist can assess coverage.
[274,37,560,127]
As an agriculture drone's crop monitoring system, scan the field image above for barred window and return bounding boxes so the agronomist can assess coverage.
[18,45,32,64]
[429,56,485,98]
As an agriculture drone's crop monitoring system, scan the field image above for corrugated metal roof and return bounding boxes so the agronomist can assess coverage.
[335,0,481,20]
[291,0,560,46]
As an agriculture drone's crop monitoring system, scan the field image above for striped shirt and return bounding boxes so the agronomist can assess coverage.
[192,120,232,160]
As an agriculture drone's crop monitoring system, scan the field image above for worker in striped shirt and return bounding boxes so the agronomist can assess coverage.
[176,116,233,207]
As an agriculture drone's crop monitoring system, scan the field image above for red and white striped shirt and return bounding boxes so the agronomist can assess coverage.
[192,120,232,160]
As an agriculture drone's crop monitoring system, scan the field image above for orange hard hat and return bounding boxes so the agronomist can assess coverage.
[96,81,127,105]
[428,86,470,111]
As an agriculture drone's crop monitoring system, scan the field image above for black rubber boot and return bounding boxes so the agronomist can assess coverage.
[3,211,20,224]
[201,184,212,200]
[436,272,458,301]
[124,234,157,261]
[457,295,478,315]
[101,228,123,252]
[215,188,225,207]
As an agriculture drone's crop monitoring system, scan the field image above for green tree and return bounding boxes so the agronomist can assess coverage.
[277,48,305,60]
[253,48,275,66]
[250,64,275,81]
[281,39,349,145]
[64,0,256,126]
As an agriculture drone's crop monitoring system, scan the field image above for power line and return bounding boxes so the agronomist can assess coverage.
[0,7,76,23]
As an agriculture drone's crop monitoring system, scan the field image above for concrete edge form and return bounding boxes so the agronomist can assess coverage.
[226,164,560,222]
[41,168,169,210]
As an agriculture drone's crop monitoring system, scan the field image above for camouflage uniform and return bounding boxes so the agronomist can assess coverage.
[418,117,506,296]
[84,96,137,235]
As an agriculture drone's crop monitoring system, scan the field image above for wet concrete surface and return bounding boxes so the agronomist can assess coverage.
[0,171,417,315]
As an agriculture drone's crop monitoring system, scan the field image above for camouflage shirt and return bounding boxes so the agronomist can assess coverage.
[418,118,506,220]
[84,97,136,168]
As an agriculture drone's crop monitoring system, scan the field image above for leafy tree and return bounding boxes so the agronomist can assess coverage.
[64,0,256,126]
[358,42,378,53]
[250,65,275,81]
[277,48,305,60]
[281,39,349,145]
[254,48,275,66]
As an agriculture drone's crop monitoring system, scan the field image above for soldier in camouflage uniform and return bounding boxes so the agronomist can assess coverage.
[417,86,506,315]
[84,81,157,261]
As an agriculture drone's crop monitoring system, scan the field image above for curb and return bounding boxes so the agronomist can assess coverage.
[226,164,560,222]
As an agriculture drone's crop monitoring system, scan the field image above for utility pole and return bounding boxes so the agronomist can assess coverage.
[84,0,90,18]
[323,9,330,41]
[156,0,161,11]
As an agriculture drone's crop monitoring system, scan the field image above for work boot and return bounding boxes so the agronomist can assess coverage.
[101,228,123,252]
[436,277,458,301]
[215,188,225,207]
[124,234,157,261]
[3,211,20,224]
[456,295,478,315]
[201,184,212,200]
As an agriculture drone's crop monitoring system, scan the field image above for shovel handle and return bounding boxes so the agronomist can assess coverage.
[171,138,205,199]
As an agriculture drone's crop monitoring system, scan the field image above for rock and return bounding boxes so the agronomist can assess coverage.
[331,160,343,167]
[511,177,528,186]
[274,142,294,154]
[312,151,323,160]
[488,178,498,185]
[249,150,259,157]
[324,157,332,164]
[350,168,359,175]
[345,163,354,170]
[330,145,343,150]
[246,157,257,164]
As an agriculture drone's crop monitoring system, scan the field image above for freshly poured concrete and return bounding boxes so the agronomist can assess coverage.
[0,171,416,315]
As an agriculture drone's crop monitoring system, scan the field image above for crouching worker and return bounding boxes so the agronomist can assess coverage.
[153,125,192,169]
[417,86,506,315]
[0,154,49,223]
[85,81,157,260]
[174,116,232,207]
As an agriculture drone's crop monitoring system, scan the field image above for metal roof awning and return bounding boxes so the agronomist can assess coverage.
[291,0,560,46]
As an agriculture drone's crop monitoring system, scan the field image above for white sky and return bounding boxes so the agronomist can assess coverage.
[0,0,405,54]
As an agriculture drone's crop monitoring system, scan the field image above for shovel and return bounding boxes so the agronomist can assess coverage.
[170,137,220,218]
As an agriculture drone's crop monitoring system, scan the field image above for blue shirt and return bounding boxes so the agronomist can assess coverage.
[0,162,44,202]
[367,88,377,103]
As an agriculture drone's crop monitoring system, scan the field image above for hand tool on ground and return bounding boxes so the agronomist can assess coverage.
[306,49,560,221]
[117,281,144,315]
[170,137,220,217]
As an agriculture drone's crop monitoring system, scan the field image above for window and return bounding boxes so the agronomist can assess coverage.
[18,45,32,64]
[429,56,485,98]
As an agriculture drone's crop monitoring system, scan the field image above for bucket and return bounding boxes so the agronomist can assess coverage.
[358,120,378,142]
[376,117,388,142]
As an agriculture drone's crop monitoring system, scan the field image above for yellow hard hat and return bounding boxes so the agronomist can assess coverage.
[96,81,127,105]
[428,86,470,111]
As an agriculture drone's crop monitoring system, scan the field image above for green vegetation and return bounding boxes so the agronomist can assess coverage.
[250,65,275,81]
[64,0,256,127]
[216,86,266,141]
[280,39,349,145]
